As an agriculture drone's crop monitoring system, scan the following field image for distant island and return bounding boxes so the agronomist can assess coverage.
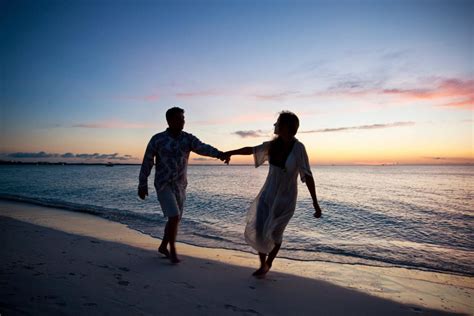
[0,160,138,166]
[0,160,254,166]
[0,160,472,167]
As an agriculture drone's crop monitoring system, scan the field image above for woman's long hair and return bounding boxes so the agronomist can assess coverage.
[269,111,299,166]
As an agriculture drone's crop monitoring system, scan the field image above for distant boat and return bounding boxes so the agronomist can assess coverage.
[106,162,114,167]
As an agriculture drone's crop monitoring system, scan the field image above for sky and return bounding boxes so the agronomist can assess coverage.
[1,0,473,165]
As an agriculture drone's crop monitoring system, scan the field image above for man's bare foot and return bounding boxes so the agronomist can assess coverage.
[252,263,270,278]
[158,246,170,258]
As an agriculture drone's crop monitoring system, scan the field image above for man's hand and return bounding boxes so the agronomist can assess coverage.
[138,186,148,200]
[219,152,231,165]
[313,201,322,218]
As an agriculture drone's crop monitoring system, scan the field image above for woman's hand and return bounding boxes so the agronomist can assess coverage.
[138,186,148,200]
[223,152,232,164]
[218,152,231,164]
[313,201,322,218]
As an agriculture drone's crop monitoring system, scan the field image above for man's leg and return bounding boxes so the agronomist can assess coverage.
[158,222,170,257]
[167,215,180,263]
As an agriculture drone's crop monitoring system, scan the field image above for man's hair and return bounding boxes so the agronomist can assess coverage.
[166,107,185,123]
[278,111,299,136]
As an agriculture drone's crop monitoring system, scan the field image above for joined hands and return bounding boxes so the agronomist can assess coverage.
[219,152,232,165]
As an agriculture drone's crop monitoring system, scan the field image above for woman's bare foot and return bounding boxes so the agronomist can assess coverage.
[170,256,181,264]
[169,249,181,264]
[158,246,170,258]
[252,263,271,278]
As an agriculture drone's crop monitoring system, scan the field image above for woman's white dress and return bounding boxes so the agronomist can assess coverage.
[244,139,313,254]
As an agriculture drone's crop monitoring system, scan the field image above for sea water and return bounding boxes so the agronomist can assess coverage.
[0,164,472,276]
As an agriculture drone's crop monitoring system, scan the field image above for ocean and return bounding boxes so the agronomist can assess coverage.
[0,164,472,276]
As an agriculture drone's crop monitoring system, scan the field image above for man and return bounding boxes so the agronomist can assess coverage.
[138,107,228,263]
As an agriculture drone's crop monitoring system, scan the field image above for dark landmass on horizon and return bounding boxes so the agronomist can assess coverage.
[0,160,472,167]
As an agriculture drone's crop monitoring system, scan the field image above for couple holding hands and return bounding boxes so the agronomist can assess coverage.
[138,107,322,277]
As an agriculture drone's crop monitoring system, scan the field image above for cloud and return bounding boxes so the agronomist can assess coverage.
[422,156,474,163]
[176,90,221,98]
[252,90,300,101]
[191,113,277,126]
[61,152,75,158]
[322,77,474,109]
[192,157,216,161]
[231,122,413,137]
[74,153,132,160]
[6,152,59,158]
[114,94,160,102]
[233,130,269,138]
[300,121,415,133]
[72,119,154,129]
[286,59,328,76]
[4,152,135,161]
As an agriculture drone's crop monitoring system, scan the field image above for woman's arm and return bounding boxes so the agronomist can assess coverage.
[225,147,253,156]
[305,175,322,218]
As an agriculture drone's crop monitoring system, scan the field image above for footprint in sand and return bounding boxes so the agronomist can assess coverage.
[118,280,129,286]
[83,302,98,307]
[224,304,261,315]
[172,281,195,289]
[118,267,130,272]
[409,307,423,313]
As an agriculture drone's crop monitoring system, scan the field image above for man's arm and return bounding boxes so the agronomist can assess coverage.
[138,138,156,199]
[190,135,225,159]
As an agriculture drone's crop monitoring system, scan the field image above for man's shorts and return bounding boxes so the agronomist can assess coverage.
[157,185,183,218]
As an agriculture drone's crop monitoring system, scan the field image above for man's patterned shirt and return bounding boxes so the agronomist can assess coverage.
[138,129,223,194]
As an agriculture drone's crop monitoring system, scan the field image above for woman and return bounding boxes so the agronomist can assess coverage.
[225,111,322,277]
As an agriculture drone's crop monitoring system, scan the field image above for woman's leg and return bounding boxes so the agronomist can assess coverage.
[259,252,267,268]
[266,243,281,268]
[252,243,281,277]
[252,252,268,276]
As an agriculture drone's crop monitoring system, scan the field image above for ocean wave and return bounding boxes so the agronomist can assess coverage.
[0,194,165,225]
[1,194,472,277]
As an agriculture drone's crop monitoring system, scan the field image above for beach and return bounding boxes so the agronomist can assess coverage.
[1,200,472,315]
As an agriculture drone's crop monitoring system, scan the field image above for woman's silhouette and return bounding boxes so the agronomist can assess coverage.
[225,111,322,277]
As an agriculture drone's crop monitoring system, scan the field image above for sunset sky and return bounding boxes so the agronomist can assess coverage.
[1,0,472,165]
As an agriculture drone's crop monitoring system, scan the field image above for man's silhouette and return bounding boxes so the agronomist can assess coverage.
[138,107,228,263]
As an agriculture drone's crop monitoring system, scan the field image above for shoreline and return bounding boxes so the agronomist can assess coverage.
[0,200,472,315]
[1,196,472,278]
[1,162,473,167]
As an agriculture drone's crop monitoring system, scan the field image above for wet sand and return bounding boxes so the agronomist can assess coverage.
[0,200,472,315]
